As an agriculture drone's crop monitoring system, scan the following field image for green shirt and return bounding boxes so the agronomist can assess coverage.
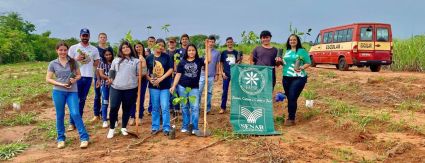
[282,49,311,77]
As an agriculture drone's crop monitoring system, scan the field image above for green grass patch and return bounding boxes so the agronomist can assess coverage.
[212,128,248,141]
[333,147,354,161]
[0,62,50,110]
[303,108,320,120]
[37,120,59,140]
[392,35,425,71]
[0,112,37,126]
[0,142,30,161]
[397,100,422,111]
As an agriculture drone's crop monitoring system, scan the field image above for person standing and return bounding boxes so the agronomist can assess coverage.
[281,34,311,126]
[107,41,146,138]
[146,39,174,136]
[219,37,241,114]
[169,42,211,134]
[92,32,114,122]
[250,30,282,88]
[198,35,220,114]
[46,41,89,149]
[67,28,100,131]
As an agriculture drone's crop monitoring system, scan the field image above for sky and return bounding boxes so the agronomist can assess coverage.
[0,0,423,44]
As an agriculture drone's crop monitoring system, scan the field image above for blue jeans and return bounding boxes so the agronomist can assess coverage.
[52,90,89,142]
[100,85,110,122]
[177,85,200,131]
[221,77,231,110]
[109,87,137,129]
[93,77,101,116]
[149,88,170,132]
[282,76,307,120]
[130,79,148,119]
[70,77,92,125]
[199,76,214,112]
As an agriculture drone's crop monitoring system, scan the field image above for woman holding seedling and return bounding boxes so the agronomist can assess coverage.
[97,48,114,128]
[281,34,311,126]
[128,42,148,126]
[106,41,146,139]
[169,41,211,134]
[46,41,89,149]
[146,39,174,136]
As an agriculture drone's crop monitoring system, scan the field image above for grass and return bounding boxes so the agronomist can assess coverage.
[392,35,425,72]
[334,147,354,161]
[0,112,37,126]
[212,128,249,141]
[0,142,30,160]
[303,108,320,120]
[301,89,317,100]
[37,120,59,140]
[396,100,422,111]
[0,62,50,110]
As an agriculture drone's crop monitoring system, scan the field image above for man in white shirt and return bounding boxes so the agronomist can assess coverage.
[67,28,100,131]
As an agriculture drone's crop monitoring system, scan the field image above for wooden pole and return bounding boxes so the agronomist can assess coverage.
[203,42,209,135]
[135,56,143,134]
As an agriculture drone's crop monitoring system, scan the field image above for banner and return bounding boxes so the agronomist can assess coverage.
[230,64,280,135]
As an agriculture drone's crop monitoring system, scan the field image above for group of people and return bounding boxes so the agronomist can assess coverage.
[46,28,311,149]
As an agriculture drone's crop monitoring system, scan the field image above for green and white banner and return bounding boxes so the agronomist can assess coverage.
[230,64,280,135]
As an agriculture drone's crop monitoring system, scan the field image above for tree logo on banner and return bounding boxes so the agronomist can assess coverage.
[241,107,263,123]
[238,68,266,95]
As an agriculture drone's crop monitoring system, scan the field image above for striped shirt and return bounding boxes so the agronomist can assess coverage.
[97,61,112,87]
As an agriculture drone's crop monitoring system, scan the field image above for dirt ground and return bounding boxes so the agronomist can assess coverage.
[1,61,425,162]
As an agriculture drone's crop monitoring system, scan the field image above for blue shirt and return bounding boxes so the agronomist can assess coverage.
[201,49,220,77]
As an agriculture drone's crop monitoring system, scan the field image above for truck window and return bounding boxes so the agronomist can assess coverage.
[346,28,353,41]
[377,28,389,42]
[314,34,321,45]
[360,27,373,41]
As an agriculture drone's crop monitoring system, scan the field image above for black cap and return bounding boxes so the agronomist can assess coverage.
[80,28,90,35]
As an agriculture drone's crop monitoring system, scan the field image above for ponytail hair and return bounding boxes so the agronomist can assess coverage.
[55,41,77,72]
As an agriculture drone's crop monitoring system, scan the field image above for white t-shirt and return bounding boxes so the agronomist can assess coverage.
[68,43,100,77]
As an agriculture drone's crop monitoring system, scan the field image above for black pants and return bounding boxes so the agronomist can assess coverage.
[282,76,307,120]
[109,87,137,129]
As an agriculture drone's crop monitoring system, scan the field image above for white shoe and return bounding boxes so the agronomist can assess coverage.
[107,129,115,139]
[121,128,128,136]
[102,121,108,128]
[181,129,188,133]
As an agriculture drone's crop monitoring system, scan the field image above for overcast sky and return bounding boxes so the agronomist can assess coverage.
[1,0,423,44]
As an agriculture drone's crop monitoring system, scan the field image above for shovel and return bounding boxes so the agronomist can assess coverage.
[127,55,144,139]
[196,40,212,137]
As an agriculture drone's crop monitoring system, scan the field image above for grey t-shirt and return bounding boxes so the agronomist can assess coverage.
[110,57,140,90]
[252,46,278,66]
[48,59,79,92]
[201,49,220,77]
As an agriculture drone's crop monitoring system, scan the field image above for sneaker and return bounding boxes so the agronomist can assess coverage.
[80,141,89,149]
[128,118,135,126]
[67,125,75,131]
[107,129,115,139]
[219,109,225,114]
[121,128,128,136]
[90,116,100,122]
[192,130,198,135]
[102,121,108,128]
[181,129,188,133]
[57,141,65,149]
[284,120,296,126]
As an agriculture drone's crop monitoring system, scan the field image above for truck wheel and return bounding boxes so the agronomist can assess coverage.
[370,65,381,72]
[338,57,349,71]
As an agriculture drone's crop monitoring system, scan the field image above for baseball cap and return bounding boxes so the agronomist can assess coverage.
[80,28,90,35]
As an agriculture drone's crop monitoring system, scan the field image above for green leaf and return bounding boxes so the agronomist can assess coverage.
[173,92,178,97]
[172,98,181,105]
[183,98,188,105]
[188,96,197,104]
[185,87,192,94]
